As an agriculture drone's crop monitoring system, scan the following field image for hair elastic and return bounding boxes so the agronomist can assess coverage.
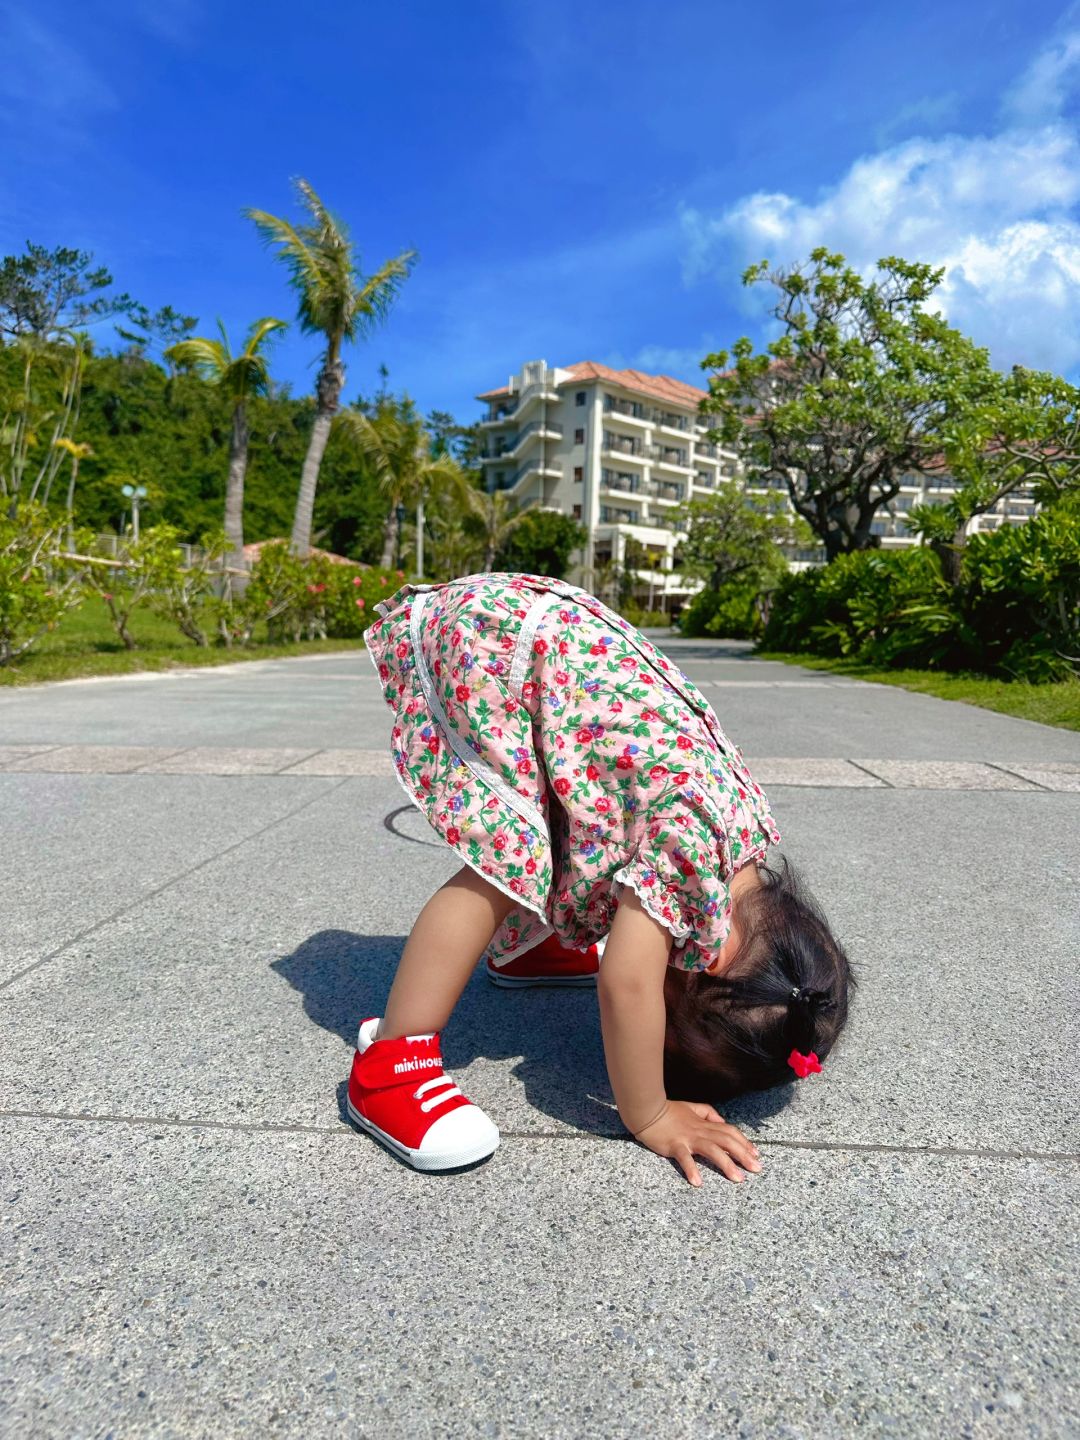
[787,1049,823,1079]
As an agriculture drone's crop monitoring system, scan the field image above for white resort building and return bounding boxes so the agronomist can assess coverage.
[476,359,1037,612]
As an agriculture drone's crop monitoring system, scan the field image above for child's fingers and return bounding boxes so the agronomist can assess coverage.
[702,1142,747,1185]
[714,1127,762,1172]
[674,1145,702,1187]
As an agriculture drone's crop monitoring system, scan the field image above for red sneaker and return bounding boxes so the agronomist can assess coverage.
[347,1018,499,1171]
[486,934,601,988]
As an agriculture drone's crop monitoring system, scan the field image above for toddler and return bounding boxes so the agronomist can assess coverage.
[348,573,852,1185]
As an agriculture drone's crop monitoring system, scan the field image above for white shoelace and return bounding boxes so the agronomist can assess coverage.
[415,1075,463,1113]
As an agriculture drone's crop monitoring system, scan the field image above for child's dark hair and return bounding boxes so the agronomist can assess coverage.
[664,856,854,1101]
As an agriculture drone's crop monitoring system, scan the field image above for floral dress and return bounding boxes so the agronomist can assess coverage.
[365,573,781,972]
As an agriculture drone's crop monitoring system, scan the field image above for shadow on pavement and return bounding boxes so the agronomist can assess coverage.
[272,929,794,1139]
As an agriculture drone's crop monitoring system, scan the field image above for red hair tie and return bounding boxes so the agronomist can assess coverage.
[787,1049,822,1079]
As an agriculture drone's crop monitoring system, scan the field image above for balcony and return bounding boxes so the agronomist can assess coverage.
[654,410,690,433]
[693,471,716,490]
[653,446,690,470]
[600,470,642,494]
[602,432,650,462]
[496,454,563,491]
[483,418,563,461]
[604,396,649,423]
[651,481,685,504]
[599,504,641,525]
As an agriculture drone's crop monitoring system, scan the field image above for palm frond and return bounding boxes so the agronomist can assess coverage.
[348,250,419,339]
[243,316,288,356]
[165,336,230,380]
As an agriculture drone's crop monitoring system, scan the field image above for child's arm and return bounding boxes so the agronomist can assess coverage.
[598,891,762,1187]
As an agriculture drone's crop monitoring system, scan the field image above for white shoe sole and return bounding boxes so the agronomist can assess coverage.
[486,967,598,988]
[347,1099,500,1171]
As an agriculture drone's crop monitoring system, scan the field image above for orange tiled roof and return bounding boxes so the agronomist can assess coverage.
[562,361,707,408]
[243,540,364,567]
[478,362,707,408]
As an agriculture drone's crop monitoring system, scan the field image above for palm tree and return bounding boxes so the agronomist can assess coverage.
[341,398,462,569]
[166,317,287,581]
[50,437,93,550]
[459,486,527,570]
[244,180,416,555]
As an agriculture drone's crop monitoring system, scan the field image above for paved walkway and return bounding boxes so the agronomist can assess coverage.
[2,642,1077,1437]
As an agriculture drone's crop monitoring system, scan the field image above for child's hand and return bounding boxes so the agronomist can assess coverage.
[633,1101,762,1187]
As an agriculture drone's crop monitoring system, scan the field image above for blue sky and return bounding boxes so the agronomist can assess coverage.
[4,0,1080,421]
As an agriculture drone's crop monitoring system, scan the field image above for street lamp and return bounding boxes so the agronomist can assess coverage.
[395,502,405,571]
[121,483,148,541]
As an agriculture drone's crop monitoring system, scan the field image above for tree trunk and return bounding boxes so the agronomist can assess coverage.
[931,528,966,588]
[225,402,249,591]
[291,354,344,555]
[65,457,79,552]
[380,506,398,568]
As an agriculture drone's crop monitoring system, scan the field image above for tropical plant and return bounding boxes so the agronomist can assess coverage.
[166,317,287,578]
[496,507,585,578]
[50,437,92,544]
[676,486,803,592]
[339,397,462,567]
[700,249,1069,561]
[92,527,178,650]
[244,180,416,554]
[0,505,87,663]
[907,371,1080,585]
[459,487,527,571]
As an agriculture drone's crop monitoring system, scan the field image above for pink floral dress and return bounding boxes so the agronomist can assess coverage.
[365,573,781,972]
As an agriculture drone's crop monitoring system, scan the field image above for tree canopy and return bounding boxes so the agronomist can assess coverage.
[700,248,1077,564]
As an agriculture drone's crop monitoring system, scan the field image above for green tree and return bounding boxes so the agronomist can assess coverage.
[245,180,416,555]
[459,487,527,570]
[676,486,806,593]
[0,243,134,340]
[0,504,88,663]
[909,369,1080,585]
[701,249,1028,561]
[340,397,462,567]
[497,508,586,579]
[166,317,288,577]
[0,243,137,516]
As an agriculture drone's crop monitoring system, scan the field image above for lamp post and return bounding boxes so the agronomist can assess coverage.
[395,502,405,571]
[121,483,148,541]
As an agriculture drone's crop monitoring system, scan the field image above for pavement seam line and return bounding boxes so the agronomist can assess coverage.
[0,1108,1076,1163]
[0,777,352,993]
[845,759,895,787]
[982,760,1054,791]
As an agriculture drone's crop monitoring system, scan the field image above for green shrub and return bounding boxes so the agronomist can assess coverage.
[762,502,1080,682]
[961,496,1080,681]
[680,585,766,640]
[0,505,87,665]
[620,605,672,630]
[236,543,406,645]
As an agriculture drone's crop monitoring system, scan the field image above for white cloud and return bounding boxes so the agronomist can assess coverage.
[1002,29,1080,124]
[683,31,1080,375]
[632,342,714,375]
[0,8,117,117]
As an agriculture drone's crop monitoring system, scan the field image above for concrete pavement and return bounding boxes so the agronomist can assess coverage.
[1,640,1077,1438]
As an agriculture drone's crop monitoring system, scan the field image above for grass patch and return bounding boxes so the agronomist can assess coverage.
[0,597,364,687]
[756,650,1080,732]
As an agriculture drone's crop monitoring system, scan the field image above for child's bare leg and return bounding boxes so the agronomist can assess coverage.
[380,867,516,1040]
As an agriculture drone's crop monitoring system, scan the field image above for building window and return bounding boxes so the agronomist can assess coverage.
[575,391,586,406]
[495,472,505,487]
[573,504,582,520]
[574,428,584,445]
[574,467,583,483]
